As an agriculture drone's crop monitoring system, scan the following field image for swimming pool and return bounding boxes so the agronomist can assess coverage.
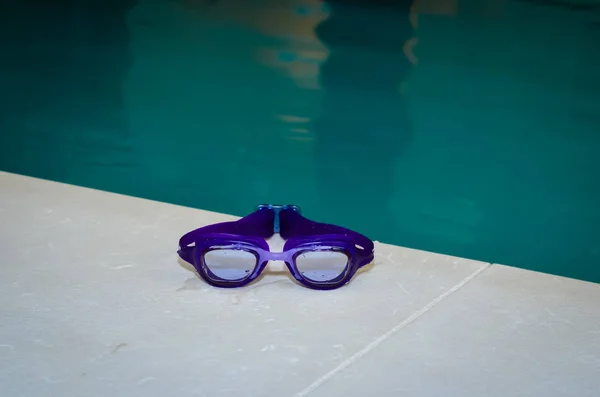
[1,0,599,282]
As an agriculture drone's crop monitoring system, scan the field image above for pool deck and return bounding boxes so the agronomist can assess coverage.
[1,170,599,396]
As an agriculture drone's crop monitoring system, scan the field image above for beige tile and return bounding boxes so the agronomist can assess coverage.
[0,171,487,397]
[305,264,600,397]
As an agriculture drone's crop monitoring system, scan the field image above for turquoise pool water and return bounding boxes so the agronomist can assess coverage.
[2,0,600,282]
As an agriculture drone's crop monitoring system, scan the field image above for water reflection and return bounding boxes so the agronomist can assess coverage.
[0,0,136,182]
[313,0,417,240]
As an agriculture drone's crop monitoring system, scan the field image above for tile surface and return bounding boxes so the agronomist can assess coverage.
[306,264,600,397]
[0,172,488,396]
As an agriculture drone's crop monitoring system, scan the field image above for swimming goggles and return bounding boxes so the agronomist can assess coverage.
[178,204,374,290]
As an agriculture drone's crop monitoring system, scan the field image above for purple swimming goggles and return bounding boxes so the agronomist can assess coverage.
[178,204,374,290]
